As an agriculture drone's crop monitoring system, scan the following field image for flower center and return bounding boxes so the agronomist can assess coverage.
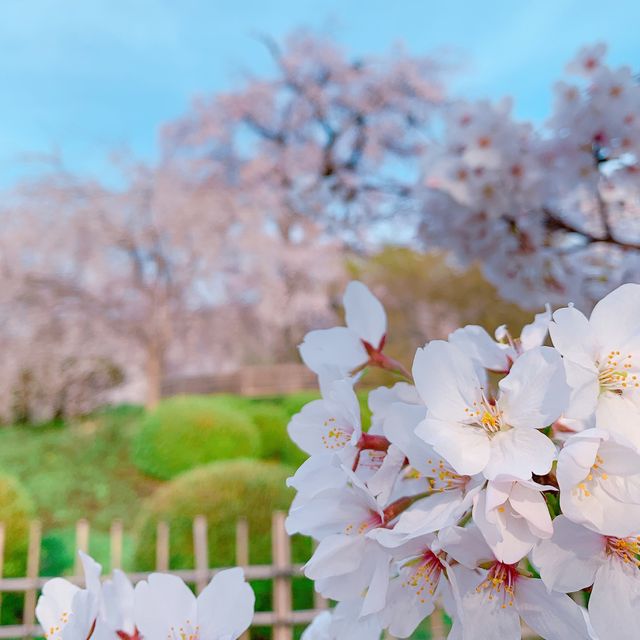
[424,458,470,492]
[321,417,352,450]
[402,550,444,603]
[598,350,638,394]
[476,562,518,609]
[575,454,608,498]
[344,511,382,536]
[465,393,504,436]
[606,536,640,568]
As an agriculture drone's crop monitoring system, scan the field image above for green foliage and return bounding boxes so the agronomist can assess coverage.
[278,392,320,418]
[133,396,262,480]
[133,459,313,627]
[40,527,135,576]
[0,474,34,577]
[0,474,35,626]
[247,403,307,467]
[0,407,158,532]
[133,459,300,567]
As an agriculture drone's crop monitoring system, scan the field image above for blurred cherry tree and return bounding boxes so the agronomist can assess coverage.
[2,34,638,417]
[161,30,447,240]
[419,43,640,307]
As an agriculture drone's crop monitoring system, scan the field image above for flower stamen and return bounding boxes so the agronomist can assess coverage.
[476,562,518,609]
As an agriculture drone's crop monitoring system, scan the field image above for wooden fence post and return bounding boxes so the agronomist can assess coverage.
[272,512,292,640]
[74,519,90,576]
[156,521,170,571]
[236,519,250,640]
[193,516,209,595]
[110,519,123,571]
[22,520,41,637]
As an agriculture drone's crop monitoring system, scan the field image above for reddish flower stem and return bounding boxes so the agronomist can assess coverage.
[361,338,413,381]
[382,490,435,525]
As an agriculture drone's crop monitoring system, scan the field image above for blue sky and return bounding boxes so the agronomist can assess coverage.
[1,0,639,185]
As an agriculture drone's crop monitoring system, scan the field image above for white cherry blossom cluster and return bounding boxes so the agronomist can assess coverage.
[419,43,640,309]
[35,551,254,639]
[290,281,640,640]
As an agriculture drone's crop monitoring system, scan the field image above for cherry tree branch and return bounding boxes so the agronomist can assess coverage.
[541,207,640,252]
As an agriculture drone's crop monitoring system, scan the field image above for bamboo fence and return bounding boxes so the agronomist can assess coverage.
[0,513,502,640]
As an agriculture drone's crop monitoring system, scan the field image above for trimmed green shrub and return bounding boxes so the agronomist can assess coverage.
[133,459,313,633]
[247,403,307,467]
[133,396,261,480]
[0,474,34,625]
[0,474,34,577]
[133,459,303,567]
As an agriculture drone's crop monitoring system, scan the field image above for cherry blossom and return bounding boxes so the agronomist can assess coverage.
[134,569,254,640]
[472,478,554,564]
[288,378,362,459]
[286,468,392,616]
[533,516,640,640]
[298,281,389,379]
[549,283,640,426]
[372,533,460,638]
[99,570,136,639]
[556,429,640,536]
[441,526,591,640]
[290,279,640,638]
[36,552,101,640]
[413,341,567,479]
[301,601,383,640]
[449,305,552,373]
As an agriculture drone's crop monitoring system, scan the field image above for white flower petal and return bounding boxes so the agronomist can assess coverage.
[134,573,197,639]
[473,490,536,564]
[519,305,552,352]
[102,569,135,635]
[516,577,591,640]
[531,516,603,593]
[508,482,553,539]
[484,428,555,480]
[590,283,640,354]
[287,380,360,456]
[412,340,484,422]
[304,535,366,581]
[457,582,521,640]
[197,568,255,639]
[449,325,510,371]
[589,560,640,640]
[36,578,81,634]
[596,394,640,451]
[382,401,429,469]
[416,417,490,477]
[299,327,367,375]
[549,306,598,369]
[438,525,493,569]
[563,360,599,422]
[343,281,387,347]
[499,346,569,429]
